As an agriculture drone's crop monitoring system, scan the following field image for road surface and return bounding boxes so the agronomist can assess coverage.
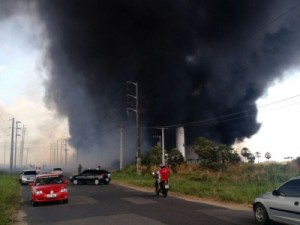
[15,182,259,225]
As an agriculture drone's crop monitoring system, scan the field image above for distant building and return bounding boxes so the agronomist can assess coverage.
[185,146,200,164]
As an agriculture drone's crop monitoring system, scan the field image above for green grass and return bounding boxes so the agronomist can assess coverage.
[1,162,299,223]
[0,172,20,225]
[112,162,300,205]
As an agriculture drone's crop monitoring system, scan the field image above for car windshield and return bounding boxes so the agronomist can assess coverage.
[24,171,37,175]
[36,177,63,185]
[53,168,62,171]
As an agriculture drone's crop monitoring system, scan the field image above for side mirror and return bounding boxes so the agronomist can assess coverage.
[272,190,280,196]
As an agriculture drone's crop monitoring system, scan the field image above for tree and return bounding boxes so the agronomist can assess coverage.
[194,137,216,162]
[142,146,163,166]
[229,151,242,164]
[241,147,250,161]
[265,152,271,160]
[255,152,261,163]
[168,148,184,168]
[193,137,241,169]
[218,144,233,165]
[247,153,255,163]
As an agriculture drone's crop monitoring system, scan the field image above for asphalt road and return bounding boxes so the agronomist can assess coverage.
[16,182,258,225]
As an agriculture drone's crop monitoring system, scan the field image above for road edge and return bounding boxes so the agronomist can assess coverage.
[112,180,252,211]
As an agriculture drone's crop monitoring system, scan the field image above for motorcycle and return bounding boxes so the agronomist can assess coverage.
[152,172,170,197]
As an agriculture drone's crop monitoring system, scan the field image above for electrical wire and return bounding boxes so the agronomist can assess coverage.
[142,93,300,129]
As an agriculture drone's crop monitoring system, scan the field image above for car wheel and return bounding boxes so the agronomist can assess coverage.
[63,199,68,204]
[31,200,38,207]
[94,179,100,185]
[254,203,269,225]
[72,179,78,185]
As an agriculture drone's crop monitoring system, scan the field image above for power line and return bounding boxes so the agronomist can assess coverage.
[142,93,300,129]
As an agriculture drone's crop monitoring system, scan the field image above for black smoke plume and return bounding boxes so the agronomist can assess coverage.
[36,0,300,166]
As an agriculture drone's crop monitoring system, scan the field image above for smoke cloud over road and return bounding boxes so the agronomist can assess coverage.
[32,0,300,165]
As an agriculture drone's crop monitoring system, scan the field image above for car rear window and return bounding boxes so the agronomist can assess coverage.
[36,176,63,185]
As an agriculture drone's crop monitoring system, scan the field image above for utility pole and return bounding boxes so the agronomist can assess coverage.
[3,141,7,166]
[25,148,29,165]
[57,140,59,165]
[157,127,168,165]
[20,125,25,166]
[126,81,141,175]
[9,118,14,172]
[64,139,68,168]
[49,143,52,165]
[119,125,125,170]
[60,139,63,166]
[14,120,21,170]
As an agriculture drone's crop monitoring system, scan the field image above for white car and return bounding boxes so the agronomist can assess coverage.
[51,168,63,175]
[253,176,300,225]
[20,170,38,185]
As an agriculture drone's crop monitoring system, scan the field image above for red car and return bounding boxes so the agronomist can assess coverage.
[29,174,69,206]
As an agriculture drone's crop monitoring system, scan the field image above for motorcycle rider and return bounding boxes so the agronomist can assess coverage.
[157,163,170,190]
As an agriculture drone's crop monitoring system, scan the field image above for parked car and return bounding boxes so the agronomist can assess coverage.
[69,169,111,185]
[29,173,69,206]
[51,167,63,175]
[253,176,300,225]
[20,170,38,185]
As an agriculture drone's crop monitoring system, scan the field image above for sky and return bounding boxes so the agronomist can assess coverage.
[236,71,300,162]
[0,5,71,169]
[1,1,300,169]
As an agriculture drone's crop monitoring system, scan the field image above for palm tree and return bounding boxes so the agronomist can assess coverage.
[247,153,255,163]
[265,152,271,161]
[255,152,261,163]
[241,147,250,162]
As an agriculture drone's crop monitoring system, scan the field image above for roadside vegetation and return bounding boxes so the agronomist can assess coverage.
[113,161,300,206]
[113,136,300,206]
[1,136,300,224]
[0,172,20,225]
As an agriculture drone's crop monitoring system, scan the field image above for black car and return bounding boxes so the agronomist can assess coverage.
[69,169,111,185]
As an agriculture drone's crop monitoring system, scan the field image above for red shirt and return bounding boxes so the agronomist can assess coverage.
[159,167,170,181]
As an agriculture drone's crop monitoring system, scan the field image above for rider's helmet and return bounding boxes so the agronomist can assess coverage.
[159,163,165,168]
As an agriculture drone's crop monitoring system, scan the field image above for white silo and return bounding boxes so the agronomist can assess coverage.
[176,127,186,160]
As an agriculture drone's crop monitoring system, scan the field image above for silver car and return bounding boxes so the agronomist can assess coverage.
[20,170,38,185]
[253,176,300,225]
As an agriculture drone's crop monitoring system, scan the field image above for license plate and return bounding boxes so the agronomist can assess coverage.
[164,185,169,189]
[47,193,57,198]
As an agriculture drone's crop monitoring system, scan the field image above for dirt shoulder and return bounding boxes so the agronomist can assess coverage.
[112,180,252,211]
